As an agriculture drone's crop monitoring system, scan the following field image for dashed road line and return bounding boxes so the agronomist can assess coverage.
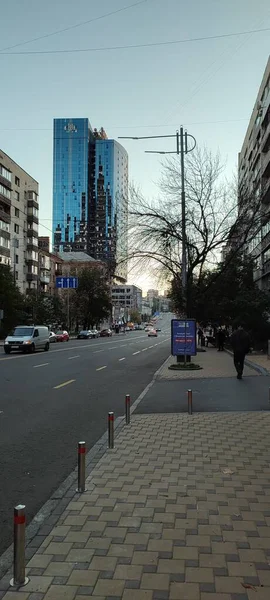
[119,357,126,361]
[132,351,141,355]
[33,363,49,368]
[96,366,107,371]
[68,355,80,360]
[141,348,148,352]
[54,379,75,390]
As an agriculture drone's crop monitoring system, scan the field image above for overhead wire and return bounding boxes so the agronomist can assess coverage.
[0,0,149,53]
[0,27,269,55]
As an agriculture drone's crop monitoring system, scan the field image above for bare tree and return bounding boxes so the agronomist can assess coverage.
[127,146,263,309]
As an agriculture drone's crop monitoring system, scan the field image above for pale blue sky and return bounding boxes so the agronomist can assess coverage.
[1,0,270,290]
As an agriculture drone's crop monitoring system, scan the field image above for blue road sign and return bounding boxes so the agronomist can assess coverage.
[171,318,197,356]
[56,277,78,289]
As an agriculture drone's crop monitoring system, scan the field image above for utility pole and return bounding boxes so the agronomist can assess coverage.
[119,128,196,315]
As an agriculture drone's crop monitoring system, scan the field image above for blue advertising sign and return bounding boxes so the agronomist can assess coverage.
[171,319,197,356]
[56,277,78,289]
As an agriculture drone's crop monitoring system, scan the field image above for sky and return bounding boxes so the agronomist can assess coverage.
[1,0,270,293]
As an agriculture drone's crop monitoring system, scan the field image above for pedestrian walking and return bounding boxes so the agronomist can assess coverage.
[216,327,225,351]
[230,324,251,379]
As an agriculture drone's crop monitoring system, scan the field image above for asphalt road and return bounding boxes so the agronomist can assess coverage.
[0,316,171,557]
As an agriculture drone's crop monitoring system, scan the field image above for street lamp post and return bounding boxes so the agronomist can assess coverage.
[119,127,196,315]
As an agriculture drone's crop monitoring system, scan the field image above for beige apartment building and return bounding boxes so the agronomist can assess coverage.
[0,149,39,293]
[238,56,270,289]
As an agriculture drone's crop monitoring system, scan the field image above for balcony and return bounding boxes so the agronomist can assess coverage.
[261,147,270,178]
[261,121,270,152]
[39,275,50,284]
[27,273,38,282]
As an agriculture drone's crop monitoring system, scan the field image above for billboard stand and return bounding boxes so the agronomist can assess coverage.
[172,319,196,364]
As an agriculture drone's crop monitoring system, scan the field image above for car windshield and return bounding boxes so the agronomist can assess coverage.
[12,327,34,337]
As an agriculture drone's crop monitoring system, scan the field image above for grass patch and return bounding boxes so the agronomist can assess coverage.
[168,362,203,371]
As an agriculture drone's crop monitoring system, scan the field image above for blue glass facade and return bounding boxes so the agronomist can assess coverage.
[53,118,93,252]
[52,119,128,279]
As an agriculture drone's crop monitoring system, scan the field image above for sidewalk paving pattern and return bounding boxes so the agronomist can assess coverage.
[1,411,270,599]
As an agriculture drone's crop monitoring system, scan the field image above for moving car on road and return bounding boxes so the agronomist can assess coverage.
[148,328,158,337]
[4,325,50,354]
[100,328,112,337]
[77,330,92,339]
[55,330,69,342]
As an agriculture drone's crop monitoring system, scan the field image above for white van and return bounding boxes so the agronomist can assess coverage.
[4,325,50,354]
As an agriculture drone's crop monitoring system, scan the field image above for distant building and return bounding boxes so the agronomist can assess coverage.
[147,289,159,308]
[0,149,39,293]
[141,298,151,317]
[56,251,105,277]
[38,236,50,252]
[112,284,142,321]
[238,56,270,289]
[52,118,128,281]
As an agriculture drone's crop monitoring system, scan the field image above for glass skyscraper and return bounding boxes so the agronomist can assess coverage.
[53,118,93,253]
[52,118,128,280]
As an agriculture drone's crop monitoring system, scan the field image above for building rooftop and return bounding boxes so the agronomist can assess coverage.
[57,252,97,263]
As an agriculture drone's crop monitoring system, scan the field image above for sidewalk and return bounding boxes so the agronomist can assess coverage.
[1,409,270,599]
[1,350,270,600]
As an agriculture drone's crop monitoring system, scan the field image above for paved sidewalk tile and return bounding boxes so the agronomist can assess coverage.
[2,412,270,600]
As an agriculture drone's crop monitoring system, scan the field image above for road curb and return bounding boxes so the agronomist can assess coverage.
[0,353,170,581]
[225,348,269,376]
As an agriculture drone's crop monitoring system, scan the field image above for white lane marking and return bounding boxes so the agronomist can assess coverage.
[120,344,127,348]
[141,348,148,352]
[132,351,141,355]
[108,346,119,350]
[119,357,126,361]
[148,345,154,348]
[68,355,80,360]
[33,363,49,368]
[94,350,104,354]
[54,379,75,389]
[96,365,107,371]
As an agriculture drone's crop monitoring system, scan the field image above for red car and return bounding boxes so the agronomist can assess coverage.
[100,329,112,337]
[55,330,69,342]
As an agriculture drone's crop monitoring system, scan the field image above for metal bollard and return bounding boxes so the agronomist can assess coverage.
[76,441,87,493]
[125,394,131,425]
[10,505,29,587]
[108,412,114,449]
[187,389,193,415]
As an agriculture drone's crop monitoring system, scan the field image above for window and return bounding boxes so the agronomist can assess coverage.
[15,176,20,187]
[28,191,38,201]
[15,254,18,264]
[0,220,9,232]
[28,206,38,218]
[15,207,19,217]
[0,237,10,249]
[14,191,19,202]
[0,183,11,199]
[14,224,19,234]
[0,165,11,181]
[15,271,18,280]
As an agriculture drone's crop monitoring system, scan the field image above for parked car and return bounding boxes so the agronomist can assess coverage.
[77,330,92,339]
[4,325,50,354]
[156,327,161,332]
[55,330,69,342]
[148,329,158,337]
[100,329,112,337]
[145,326,152,332]
[91,329,100,338]
[49,331,57,343]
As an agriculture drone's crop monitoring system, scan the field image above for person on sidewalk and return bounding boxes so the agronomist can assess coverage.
[216,327,225,351]
[230,324,251,379]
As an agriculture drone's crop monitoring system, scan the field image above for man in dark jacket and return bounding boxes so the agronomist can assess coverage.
[216,328,225,351]
[230,325,251,379]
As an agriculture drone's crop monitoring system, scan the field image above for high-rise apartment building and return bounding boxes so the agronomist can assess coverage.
[238,56,270,289]
[52,118,128,281]
[0,149,39,293]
